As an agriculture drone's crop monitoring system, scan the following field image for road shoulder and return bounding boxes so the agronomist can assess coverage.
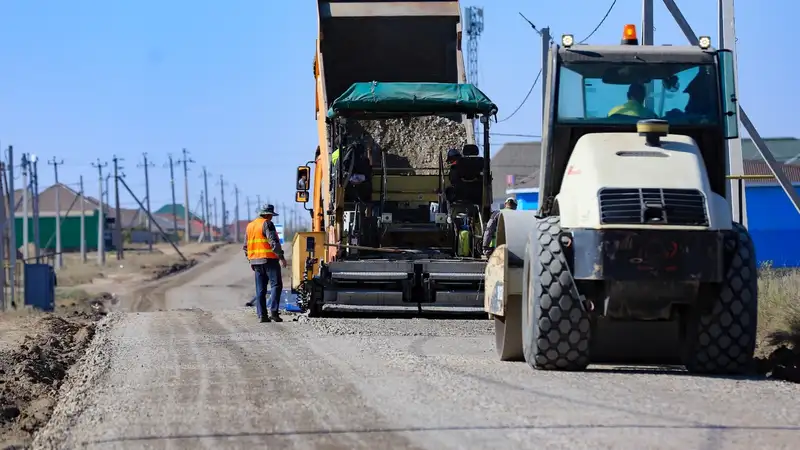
[0,243,231,448]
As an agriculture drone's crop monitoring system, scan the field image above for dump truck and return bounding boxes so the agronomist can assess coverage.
[290,0,499,315]
[485,24,758,375]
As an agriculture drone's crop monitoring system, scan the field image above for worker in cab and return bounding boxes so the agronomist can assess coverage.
[608,83,657,119]
[482,197,518,257]
[444,148,463,204]
[243,204,288,323]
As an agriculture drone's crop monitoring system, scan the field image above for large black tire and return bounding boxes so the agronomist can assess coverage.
[523,216,591,371]
[683,222,758,374]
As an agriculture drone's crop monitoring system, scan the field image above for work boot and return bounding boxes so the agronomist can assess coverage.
[259,315,271,323]
[270,312,283,323]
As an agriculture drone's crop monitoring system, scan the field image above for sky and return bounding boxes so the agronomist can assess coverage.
[1,0,796,227]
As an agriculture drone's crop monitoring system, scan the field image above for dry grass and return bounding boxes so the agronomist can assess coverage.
[758,264,800,355]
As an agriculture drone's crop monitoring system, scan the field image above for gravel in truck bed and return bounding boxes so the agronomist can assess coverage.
[349,116,468,174]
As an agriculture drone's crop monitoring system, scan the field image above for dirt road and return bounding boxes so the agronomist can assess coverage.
[33,249,800,449]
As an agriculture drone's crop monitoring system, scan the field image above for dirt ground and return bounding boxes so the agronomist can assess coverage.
[755,266,800,383]
[0,245,797,447]
[0,242,229,449]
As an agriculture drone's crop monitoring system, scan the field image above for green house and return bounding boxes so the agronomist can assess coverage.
[14,210,103,252]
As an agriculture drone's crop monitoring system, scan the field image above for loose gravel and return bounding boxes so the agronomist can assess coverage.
[27,250,800,449]
[349,116,468,173]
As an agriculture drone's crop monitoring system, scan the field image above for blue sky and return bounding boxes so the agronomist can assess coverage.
[0,0,794,227]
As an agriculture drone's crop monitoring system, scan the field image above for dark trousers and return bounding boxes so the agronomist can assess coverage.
[254,259,283,318]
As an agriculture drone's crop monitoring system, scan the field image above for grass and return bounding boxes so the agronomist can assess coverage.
[757,263,800,355]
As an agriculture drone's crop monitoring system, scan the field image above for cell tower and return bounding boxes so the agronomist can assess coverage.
[464,6,484,144]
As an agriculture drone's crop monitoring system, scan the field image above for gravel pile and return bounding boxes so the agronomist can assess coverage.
[349,116,468,174]
[300,317,493,337]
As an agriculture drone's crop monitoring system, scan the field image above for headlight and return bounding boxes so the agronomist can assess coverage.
[561,34,574,48]
[698,36,711,49]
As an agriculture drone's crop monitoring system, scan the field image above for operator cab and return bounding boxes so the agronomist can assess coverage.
[539,24,739,215]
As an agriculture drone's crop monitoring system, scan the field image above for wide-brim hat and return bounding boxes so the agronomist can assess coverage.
[258,204,279,216]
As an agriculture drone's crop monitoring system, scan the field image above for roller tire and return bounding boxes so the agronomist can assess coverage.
[683,222,758,375]
[523,216,591,371]
[495,295,524,361]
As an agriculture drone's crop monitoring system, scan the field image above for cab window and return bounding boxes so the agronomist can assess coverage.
[556,62,720,126]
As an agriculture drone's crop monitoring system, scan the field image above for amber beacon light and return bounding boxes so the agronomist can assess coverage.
[621,24,639,45]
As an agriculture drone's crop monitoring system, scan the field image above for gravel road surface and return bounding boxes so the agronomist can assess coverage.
[33,250,800,449]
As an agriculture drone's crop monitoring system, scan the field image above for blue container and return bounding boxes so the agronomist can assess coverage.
[24,263,56,311]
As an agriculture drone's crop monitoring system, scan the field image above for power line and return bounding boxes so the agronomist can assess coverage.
[579,0,618,44]
[499,3,618,124]
[497,69,542,123]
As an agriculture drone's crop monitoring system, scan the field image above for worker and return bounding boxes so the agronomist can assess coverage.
[444,148,463,203]
[243,204,288,323]
[482,197,518,257]
[607,83,657,119]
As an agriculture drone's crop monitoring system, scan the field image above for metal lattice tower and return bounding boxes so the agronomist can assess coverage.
[464,6,484,144]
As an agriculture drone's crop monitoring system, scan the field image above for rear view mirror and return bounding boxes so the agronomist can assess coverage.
[295,191,309,203]
[601,67,651,85]
[296,166,310,191]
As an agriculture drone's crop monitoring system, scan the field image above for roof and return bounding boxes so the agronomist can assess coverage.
[742,160,800,186]
[154,204,202,221]
[742,138,800,163]
[11,183,178,229]
[491,142,541,201]
[327,82,498,119]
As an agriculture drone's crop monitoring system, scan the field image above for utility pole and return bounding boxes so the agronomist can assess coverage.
[112,155,124,260]
[256,195,261,210]
[7,146,16,309]
[234,185,240,242]
[30,155,40,263]
[166,155,179,241]
[138,153,155,251]
[104,173,111,208]
[201,167,211,241]
[541,27,550,116]
[21,153,28,261]
[213,196,218,240]
[200,190,206,241]
[79,175,86,263]
[48,157,65,269]
[92,159,107,265]
[218,175,227,240]
[178,148,195,244]
[0,160,6,311]
[246,196,251,221]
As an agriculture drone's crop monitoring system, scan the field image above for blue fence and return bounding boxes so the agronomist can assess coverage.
[746,185,800,268]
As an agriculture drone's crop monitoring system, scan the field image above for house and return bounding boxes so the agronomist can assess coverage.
[227,220,249,242]
[490,142,541,209]
[12,183,103,252]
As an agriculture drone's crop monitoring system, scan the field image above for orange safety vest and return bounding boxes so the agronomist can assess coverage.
[245,217,278,261]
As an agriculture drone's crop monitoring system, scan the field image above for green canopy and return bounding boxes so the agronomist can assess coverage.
[327,82,498,119]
